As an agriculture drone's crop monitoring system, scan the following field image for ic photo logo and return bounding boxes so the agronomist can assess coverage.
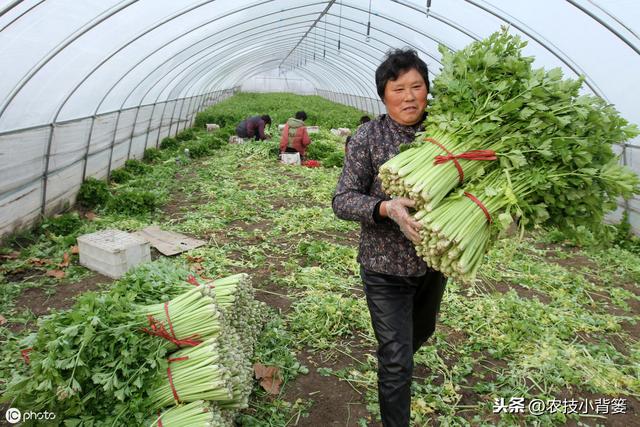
[4,408,56,424]
[4,408,21,424]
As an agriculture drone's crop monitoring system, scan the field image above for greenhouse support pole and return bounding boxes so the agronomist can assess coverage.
[143,102,158,152]
[185,95,196,128]
[81,116,97,181]
[201,91,211,113]
[622,143,631,213]
[106,110,123,180]
[194,94,206,128]
[40,123,55,215]
[167,98,180,137]
[182,96,193,130]
[189,95,200,127]
[176,97,187,133]
[188,94,199,127]
[155,101,170,147]
[186,95,196,128]
[126,106,142,161]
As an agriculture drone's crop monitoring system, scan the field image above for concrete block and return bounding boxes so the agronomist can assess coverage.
[228,136,245,144]
[205,123,220,132]
[77,229,151,279]
[307,126,320,133]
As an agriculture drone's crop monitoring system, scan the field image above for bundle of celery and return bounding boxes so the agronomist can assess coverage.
[380,28,639,223]
[150,337,234,408]
[414,159,639,283]
[139,286,223,350]
[203,273,265,353]
[150,335,253,411]
[2,280,229,424]
[151,400,234,427]
[415,169,534,281]
[377,29,639,282]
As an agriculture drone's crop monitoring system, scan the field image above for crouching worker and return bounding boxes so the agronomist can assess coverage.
[279,111,311,160]
[236,114,272,141]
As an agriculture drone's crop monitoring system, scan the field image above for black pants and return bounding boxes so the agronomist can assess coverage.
[361,267,447,427]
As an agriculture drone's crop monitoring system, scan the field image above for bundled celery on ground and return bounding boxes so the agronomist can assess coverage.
[151,400,234,427]
[203,273,265,353]
[140,286,223,350]
[378,29,639,282]
[150,337,235,408]
[2,263,266,425]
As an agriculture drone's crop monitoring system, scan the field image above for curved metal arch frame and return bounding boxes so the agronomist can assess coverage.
[567,0,639,55]
[178,12,444,101]
[0,0,45,33]
[196,50,367,104]
[162,25,389,103]
[92,13,409,121]
[17,0,459,129]
[169,15,439,108]
[71,5,443,120]
[197,52,383,114]
[159,39,373,116]
[462,0,606,98]
[128,19,379,108]
[105,20,376,144]
[168,34,386,117]
[0,0,140,118]
[3,0,639,129]
[54,0,289,123]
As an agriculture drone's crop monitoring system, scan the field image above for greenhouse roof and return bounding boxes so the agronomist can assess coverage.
[0,0,638,132]
[0,0,639,237]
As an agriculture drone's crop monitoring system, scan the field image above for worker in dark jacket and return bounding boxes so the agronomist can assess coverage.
[236,114,271,140]
[332,48,447,427]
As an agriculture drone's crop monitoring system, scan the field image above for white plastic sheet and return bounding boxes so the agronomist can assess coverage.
[0,0,638,236]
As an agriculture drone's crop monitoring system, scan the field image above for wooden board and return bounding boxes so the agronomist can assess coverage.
[133,226,206,256]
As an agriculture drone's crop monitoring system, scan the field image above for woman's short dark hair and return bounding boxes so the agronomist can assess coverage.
[375,48,430,100]
[359,115,371,125]
[261,114,272,125]
[295,111,307,121]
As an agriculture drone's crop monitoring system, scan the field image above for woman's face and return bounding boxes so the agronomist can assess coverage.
[383,68,428,126]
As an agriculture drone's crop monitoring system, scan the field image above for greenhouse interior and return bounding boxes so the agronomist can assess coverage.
[0,1,638,426]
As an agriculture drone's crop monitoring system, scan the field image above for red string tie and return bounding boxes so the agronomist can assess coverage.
[167,356,189,404]
[427,137,498,183]
[464,192,492,223]
[157,411,163,427]
[187,274,200,286]
[434,149,497,165]
[21,348,33,364]
[141,313,202,348]
[426,137,464,183]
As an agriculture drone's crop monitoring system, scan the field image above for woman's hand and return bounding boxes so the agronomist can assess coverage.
[380,198,422,243]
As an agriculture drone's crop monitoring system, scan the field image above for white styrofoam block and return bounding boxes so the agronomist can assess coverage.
[307,126,319,133]
[228,136,244,144]
[77,229,151,278]
[205,123,220,132]
[280,152,301,165]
